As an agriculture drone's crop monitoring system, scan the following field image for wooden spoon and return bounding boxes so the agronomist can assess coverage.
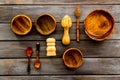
[26,47,33,75]
[34,42,41,69]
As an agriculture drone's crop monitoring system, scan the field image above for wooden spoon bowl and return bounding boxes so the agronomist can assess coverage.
[62,48,83,69]
[11,14,32,35]
[35,14,56,35]
[84,10,114,41]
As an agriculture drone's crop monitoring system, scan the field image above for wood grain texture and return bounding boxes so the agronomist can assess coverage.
[1,0,120,4]
[11,14,32,35]
[0,58,119,75]
[0,23,118,40]
[0,0,119,79]
[0,5,119,22]
[0,40,120,58]
[0,75,120,80]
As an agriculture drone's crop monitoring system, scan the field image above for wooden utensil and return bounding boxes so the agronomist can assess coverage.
[61,15,72,45]
[11,14,32,35]
[84,10,114,41]
[35,14,56,35]
[62,48,83,69]
[26,47,33,74]
[34,42,41,69]
[46,38,56,56]
[75,8,81,42]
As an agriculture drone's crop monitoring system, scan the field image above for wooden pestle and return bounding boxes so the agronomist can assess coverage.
[75,8,81,42]
[61,15,72,45]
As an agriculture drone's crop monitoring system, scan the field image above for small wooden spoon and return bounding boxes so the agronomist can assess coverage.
[34,51,41,69]
[34,42,41,69]
[26,47,33,74]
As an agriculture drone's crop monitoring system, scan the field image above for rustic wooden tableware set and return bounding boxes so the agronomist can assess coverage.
[10,8,115,73]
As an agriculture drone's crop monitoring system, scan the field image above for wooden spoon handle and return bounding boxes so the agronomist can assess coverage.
[27,58,31,75]
[76,19,80,42]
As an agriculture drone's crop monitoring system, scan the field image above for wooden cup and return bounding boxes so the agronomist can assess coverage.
[11,14,32,35]
[62,48,83,69]
[35,14,56,35]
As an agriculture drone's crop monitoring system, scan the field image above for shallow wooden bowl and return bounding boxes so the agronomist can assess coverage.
[84,10,114,41]
[11,14,32,35]
[62,48,83,69]
[85,26,114,41]
[35,14,56,35]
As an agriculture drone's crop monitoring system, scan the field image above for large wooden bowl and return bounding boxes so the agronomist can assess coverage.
[11,14,32,35]
[84,10,114,41]
[62,48,83,69]
[35,14,56,35]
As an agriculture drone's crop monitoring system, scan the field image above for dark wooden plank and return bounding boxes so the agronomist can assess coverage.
[1,0,120,4]
[0,5,119,22]
[0,40,119,58]
[0,23,118,40]
[0,58,119,75]
[0,75,120,80]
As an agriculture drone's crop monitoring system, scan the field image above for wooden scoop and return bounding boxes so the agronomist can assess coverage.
[61,15,72,45]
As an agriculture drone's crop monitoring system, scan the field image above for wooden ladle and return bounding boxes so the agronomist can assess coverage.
[26,47,33,74]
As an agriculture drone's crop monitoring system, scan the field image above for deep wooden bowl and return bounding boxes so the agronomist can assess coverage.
[62,48,83,69]
[84,10,114,41]
[11,14,32,35]
[35,14,56,35]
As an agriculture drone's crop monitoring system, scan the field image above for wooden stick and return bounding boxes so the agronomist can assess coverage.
[75,8,81,42]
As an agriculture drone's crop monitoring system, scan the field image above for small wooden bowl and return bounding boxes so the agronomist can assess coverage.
[35,14,56,35]
[11,14,32,35]
[84,10,114,41]
[62,48,83,69]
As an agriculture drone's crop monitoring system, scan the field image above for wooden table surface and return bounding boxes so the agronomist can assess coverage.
[0,0,120,80]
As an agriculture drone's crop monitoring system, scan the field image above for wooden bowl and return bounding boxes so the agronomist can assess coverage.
[11,14,32,35]
[84,10,114,41]
[85,27,114,41]
[62,48,83,69]
[35,14,56,35]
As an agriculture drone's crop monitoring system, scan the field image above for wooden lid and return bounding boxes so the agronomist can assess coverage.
[35,14,56,35]
[11,14,32,35]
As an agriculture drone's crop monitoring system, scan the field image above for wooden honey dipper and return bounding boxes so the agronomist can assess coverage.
[75,8,81,42]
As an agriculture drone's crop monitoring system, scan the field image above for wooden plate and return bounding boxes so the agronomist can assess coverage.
[11,14,32,35]
[84,10,114,41]
[35,14,56,35]
[85,27,114,41]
